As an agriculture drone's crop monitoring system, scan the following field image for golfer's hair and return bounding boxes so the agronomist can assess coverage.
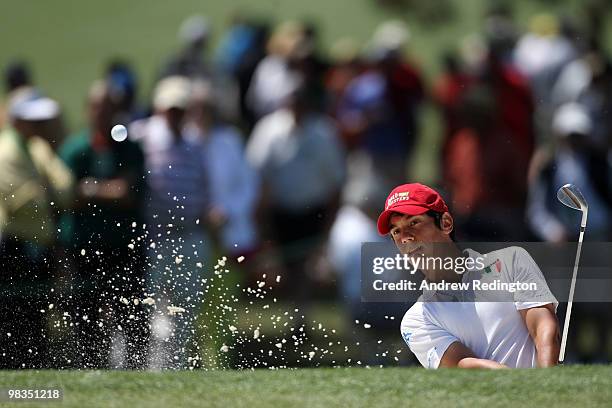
[426,210,456,241]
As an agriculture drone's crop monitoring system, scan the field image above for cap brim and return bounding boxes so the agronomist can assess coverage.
[377,204,429,235]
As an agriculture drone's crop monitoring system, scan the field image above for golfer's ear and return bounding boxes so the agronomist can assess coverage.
[441,212,454,235]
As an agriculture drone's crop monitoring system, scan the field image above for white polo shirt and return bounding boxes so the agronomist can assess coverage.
[400,246,558,369]
[246,109,345,212]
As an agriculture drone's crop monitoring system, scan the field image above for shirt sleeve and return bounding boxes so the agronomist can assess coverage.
[511,246,558,311]
[400,305,459,369]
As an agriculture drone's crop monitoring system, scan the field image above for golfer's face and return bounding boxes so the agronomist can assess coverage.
[389,213,442,256]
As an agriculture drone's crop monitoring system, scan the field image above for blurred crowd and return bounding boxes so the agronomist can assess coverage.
[1,3,612,369]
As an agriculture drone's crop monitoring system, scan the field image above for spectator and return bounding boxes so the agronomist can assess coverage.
[159,15,212,80]
[527,102,612,363]
[551,38,612,153]
[0,92,74,368]
[58,79,149,369]
[185,79,260,258]
[160,15,240,124]
[246,80,345,304]
[215,15,270,130]
[513,14,577,99]
[288,21,329,112]
[328,153,386,309]
[130,76,213,369]
[432,51,474,175]
[481,31,535,165]
[105,59,147,123]
[325,38,362,125]
[1,62,66,149]
[527,102,612,242]
[512,14,579,144]
[444,86,530,240]
[337,20,424,186]
[482,1,518,65]
[245,21,306,120]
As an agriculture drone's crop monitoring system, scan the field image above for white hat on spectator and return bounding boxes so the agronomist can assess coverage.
[8,88,60,121]
[153,76,192,111]
[552,102,592,137]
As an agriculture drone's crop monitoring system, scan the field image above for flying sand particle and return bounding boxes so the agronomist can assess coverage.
[167,305,186,315]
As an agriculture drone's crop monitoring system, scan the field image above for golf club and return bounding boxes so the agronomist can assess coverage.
[556,183,588,364]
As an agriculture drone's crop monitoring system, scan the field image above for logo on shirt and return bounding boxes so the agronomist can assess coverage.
[386,192,410,209]
[483,259,502,274]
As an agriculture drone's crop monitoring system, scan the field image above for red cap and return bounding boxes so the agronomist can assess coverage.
[377,183,449,235]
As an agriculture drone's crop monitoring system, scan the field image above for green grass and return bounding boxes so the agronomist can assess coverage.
[0,366,610,407]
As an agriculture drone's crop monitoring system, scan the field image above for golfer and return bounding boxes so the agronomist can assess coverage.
[377,183,560,368]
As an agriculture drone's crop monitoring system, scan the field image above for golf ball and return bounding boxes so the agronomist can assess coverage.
[111,124,128,142]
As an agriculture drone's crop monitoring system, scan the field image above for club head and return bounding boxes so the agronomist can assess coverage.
[557,184,588,212]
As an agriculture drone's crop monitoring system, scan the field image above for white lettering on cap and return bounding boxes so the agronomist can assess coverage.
[386,191,410,209]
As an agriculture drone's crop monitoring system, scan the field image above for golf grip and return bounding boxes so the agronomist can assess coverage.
[558,228,585,364]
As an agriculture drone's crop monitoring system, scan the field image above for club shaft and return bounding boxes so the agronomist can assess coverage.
[558,227,585,364]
